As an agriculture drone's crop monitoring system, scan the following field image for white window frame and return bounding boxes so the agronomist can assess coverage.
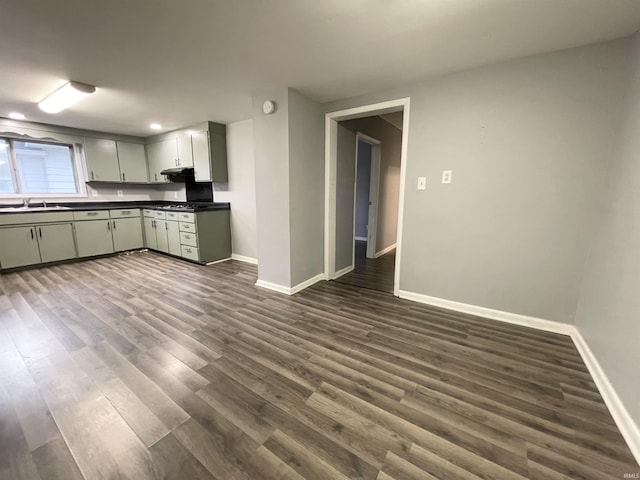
[0,136,87,199]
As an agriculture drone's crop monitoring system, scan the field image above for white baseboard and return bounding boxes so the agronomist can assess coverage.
[398,288,640,464]
[290,273,325,295]
[231,254,258,265]
[255,273,324,296]
[355,236,367,241]
[255,279,291,294]
[375,243,397,258]
[398,290,574,335]
[571,330,640,463]
[205,257,232,266]
[333,265,354,280]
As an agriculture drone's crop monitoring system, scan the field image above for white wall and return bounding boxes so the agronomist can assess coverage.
[214,119,257,260]
[324,38,631,324]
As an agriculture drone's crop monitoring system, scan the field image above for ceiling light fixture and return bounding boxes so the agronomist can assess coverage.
[8,112,25,120]
[38,81,96,114]
[150,123,162,130]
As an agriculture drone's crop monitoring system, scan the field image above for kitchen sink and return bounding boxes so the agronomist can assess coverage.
[0,205,71,212]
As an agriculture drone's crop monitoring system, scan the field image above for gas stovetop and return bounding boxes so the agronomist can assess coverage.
[157,203,211,211]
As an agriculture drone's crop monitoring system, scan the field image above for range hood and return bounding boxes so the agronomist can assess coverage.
[160,167,195,182]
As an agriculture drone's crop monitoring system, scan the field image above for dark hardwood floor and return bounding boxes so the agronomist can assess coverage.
[334,240,395,293]
[0,251,637,479]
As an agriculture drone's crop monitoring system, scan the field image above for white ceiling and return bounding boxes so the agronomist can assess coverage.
[1,0,640,136]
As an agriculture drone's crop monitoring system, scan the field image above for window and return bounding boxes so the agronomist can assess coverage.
[0,138,80,196]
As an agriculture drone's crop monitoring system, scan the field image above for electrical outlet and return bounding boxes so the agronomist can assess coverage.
[442,170,452,184]
[91,190,98,197]
[117,190,123,197]
[174,191,178,199]
[417,177,426,190]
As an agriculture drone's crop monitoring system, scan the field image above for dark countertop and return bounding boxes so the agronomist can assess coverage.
[0,201,230,214]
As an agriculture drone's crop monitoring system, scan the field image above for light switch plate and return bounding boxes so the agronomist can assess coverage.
[417,177,427,190]
[174,191,178,199]
[91,190,98,197]
[117,190,123,197]
[442,170,452,184]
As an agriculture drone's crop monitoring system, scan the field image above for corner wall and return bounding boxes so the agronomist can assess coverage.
[324,38,631,324]
[574,32,640,438]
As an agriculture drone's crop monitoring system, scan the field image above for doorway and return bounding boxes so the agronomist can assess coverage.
[324,98,410,296]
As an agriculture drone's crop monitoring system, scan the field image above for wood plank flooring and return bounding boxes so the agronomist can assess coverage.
[334,240,395,293]
[0,251,637,479]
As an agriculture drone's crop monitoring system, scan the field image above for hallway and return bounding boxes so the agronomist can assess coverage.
[334,240,395,293]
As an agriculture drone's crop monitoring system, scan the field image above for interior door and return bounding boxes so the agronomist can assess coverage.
[334,124,357,274]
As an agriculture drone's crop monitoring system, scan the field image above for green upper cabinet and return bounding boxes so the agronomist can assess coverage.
[84,138,120,182]
[192,125,228,182]
[177,132,193,167]
[147,139,178,183]
[116,142,148,183]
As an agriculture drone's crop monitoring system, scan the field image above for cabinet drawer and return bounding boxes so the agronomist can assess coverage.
[142,209,155,218]
[73,210,110,221]
[154,210,166,220]
[166,211,179,221]
[181,245,199,261]
[179,222,196,234]
[180,231,198,247]
[110,209,140,219]
[178,212,195,223]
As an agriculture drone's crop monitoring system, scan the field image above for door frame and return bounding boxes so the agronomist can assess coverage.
[324,97,410,296]
[354,132,381,260]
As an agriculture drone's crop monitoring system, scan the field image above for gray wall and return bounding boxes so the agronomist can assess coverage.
[574,33,640,430]
[325,38,631,324]
[287,88,325,286]
[252,88,292,287]
[342,116,402,254]
[213,119,257,260]
[335,125,356,272]
[355,140,371,239]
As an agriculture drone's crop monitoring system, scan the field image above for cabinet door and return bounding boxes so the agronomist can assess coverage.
[112,217,144,252]
[155,220,169,253]
[177,132,193,167]
[75,220,115,257]
[143,217,157,249]
[166,220,181,255]
[0,226,41,269]
[191,131,211,181]
[37,223,77,263]
[146,139,178,183]
[84,138,120,181]
[117,142,148,183]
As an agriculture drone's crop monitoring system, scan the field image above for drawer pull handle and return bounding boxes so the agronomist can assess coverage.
[122,210,130,214]
[87,212,98,216]
[186,248,191,253]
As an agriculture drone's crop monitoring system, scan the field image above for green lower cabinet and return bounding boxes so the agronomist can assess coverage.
[155,220,169,253]
[143,217,158,249]
[167,220,181,256]
[112,217,143,252]
[75,220,115,257]
[0,226,41,269]
[36,224,77,263]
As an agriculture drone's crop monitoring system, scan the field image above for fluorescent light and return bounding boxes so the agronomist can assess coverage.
[38,81,96,113]
[150,123,162,130]
[8,112,25,120]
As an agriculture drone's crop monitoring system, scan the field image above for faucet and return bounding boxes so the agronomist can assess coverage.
[42,200,47,208]
[22,198,31,208]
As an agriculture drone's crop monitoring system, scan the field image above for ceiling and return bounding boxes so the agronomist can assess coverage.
[2,0,640,136]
